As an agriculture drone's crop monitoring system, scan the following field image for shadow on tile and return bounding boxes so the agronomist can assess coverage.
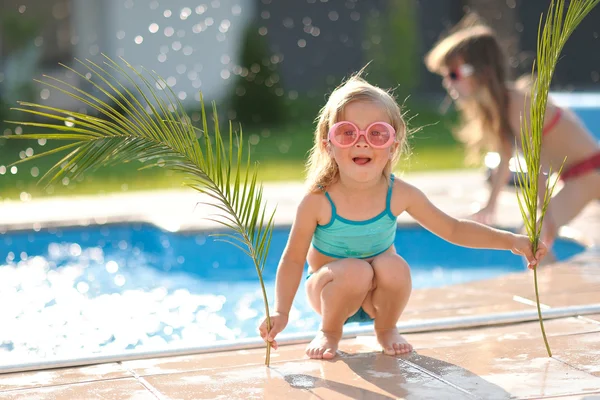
[342,352,512,400]
[269,352,512,400]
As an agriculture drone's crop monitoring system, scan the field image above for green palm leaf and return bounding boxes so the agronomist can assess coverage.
[516,0,599,357]
[6,55,276,366]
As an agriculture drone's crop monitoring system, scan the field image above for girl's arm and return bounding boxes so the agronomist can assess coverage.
[400,182,546,266]
[484,138,514,213]
[405,183,513,249]
[273,193,319,316]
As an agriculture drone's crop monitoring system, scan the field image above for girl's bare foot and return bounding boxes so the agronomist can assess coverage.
[375,328,413,355]
[305,330,342,359]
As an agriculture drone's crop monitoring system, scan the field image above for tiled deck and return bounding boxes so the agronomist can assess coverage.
[1,170,599,399]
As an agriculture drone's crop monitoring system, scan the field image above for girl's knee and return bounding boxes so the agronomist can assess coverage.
[372,254,412,289]
[335,259,373,291]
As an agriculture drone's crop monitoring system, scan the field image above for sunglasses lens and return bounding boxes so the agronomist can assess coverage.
[367,123,393,146]
[332,122,358,146]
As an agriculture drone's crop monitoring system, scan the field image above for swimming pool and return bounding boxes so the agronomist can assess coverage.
[0,223,585,365]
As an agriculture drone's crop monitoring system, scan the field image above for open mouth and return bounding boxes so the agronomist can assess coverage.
[352,157,372,165]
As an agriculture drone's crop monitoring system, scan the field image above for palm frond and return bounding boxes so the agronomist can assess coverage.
[516,0,600,357]
[5,55,276,366]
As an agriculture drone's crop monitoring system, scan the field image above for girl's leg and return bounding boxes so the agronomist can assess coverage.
[305,259,373,359]
[361,253,412,355]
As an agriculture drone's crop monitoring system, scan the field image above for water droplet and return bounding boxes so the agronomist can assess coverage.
[289,90,298,100]
[183,46,193,56]
[156,80,167,90]
[114,274,126,286]
[259,27,268,36]
[220,55,230,64]
[350,11,360,21]
[261,11,270,19]
[177,29,186,38]
[90,45,100,55]
[221,70,231,79]
[172,41,182,51]
[34,36,43,47]
[150,1,159,10]
[176,64,187,74]
[328,11,339,21]
[19,151,26,160]
[219,19,231,33]
[40,89,50,100]
[117,31,126,40]
[211,0,220,8]
[19,192,31,202]
[298,39,307,48]
[164,9,172,17]
[302,17,312,25]
[164,27,174,37]
[20,252,28,261]
[149,23,159,33]
[167,76,177,86]
[282,18,294,29]
[0,166,5,175]
[180,7,192,19]
[135,35,144,44]
[11,166,18,174]
[31,167,39,177]
[70,243,82,256]
[38,138,47,146]
[65,117,75,127]
[205,17,214,26]
[18,5,26,13]
[106,260,119,273]
[178,91,187,100]
[77,282,89,294]
[62,177,70,185]
[232,5,241,15]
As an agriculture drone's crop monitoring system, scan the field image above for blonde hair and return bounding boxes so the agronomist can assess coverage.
[424,13,513,165]
[305,72,408,192]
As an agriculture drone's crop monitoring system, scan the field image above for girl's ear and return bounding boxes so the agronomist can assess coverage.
[389,141,399,159]
[322,139,332,155]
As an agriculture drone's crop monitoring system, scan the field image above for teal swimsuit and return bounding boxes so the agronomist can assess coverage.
[307,174,398,324]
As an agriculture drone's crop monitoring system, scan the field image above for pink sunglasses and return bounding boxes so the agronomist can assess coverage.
[326,121,396,149]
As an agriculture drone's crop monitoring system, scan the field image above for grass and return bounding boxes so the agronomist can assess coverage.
[0,101,468,200]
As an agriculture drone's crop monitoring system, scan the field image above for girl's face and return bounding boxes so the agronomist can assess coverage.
[441,56,478,100]
[327,100,398,182]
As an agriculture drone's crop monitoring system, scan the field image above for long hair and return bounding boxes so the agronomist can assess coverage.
[424,13,513,164]
[305,71,409,192]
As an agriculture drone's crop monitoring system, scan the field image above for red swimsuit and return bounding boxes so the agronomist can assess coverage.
[543,107,600,181]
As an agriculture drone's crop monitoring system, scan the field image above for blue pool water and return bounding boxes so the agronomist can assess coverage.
[0,223,585,364]
[551,92,600,141]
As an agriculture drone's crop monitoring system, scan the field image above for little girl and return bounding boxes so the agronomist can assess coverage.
[257,73,547,360]
[424,13,600,247]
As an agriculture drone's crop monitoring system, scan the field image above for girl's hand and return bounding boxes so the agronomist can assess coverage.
[258,311,289,350]
[510,234,549,269]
